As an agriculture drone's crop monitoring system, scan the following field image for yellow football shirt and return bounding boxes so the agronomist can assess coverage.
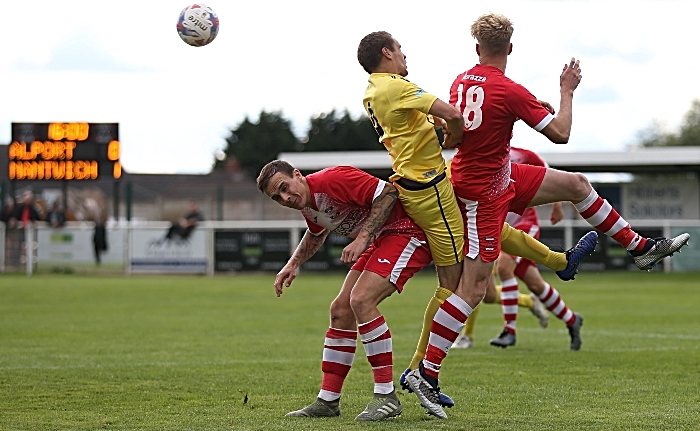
[363,73,446,183]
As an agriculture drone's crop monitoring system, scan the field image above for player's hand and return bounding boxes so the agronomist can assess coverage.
[442,133,461,149]
[560,57,582,92]
[537,100,556,115]
[550,204,565,225]
[434,117,447,129]
[341,238,369,264]
[274,264,298,297]
[440,125,452,148]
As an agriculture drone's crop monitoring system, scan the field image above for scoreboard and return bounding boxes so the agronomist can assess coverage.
[8,122,121,181]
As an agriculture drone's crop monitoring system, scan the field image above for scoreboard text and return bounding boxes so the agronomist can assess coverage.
[9,122,122,181]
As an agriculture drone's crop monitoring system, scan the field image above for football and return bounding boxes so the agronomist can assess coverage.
[176,4,219,47]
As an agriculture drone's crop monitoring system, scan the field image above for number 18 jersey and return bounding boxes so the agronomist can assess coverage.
[448,64,554,201]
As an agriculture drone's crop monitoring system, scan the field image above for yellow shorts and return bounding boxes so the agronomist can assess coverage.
[394,173,464,267]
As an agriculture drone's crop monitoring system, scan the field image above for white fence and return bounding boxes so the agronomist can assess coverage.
[2,219,699,276]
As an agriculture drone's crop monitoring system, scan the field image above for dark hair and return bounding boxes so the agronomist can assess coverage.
[256,160,295,193]
[357,31,394,74]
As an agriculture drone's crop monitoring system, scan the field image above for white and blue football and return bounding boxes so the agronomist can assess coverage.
[177,4,219,47]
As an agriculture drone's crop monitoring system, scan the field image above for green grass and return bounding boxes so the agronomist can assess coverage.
[1,271,699,430]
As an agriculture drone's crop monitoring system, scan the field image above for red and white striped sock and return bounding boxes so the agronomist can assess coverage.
[500,277,519,335]
[423,294,473,380]
[358,316,394,395]
[574,189,647,251]
[538,283,575,326]
[318,327,356,402]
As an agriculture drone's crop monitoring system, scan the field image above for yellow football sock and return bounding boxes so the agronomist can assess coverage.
[500,223,567,271]
[409,286,452,370]
[519,293,534,309]
[463,303,480,340]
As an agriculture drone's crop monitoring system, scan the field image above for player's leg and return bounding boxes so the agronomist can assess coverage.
[398,179,462,368]
[519,265,583,351]
[286,270,360,418]
[400,284,456,408]
[482,272,499,303]
[529,167,690,270]
[501,222,597,281]
[406,255,490,418]
[454,270,500,349]
[512,260,550,329]
[502,220,550,331]
[405,196,505,418]
[408,286,452,370]
[394,176,464,293]
[500,222,566,272]
[488,281,543,323]
[454,303,479,348]
[452,274,494,349]
[395,177,463,407]
[350,271,403,421]
[490,221,548,347]
[507,164,599,280]
[490,252,519,347]
[350,234,431,421]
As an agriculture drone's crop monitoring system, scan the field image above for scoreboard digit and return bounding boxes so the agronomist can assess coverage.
[8,122,122,181]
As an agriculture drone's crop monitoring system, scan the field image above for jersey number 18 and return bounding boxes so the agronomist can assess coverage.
[454,84,484,131]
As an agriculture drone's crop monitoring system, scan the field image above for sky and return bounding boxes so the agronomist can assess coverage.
[3,0,699,174]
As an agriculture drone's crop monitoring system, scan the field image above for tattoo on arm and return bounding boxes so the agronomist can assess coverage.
[360,184,399,241]
[289,229,329,266]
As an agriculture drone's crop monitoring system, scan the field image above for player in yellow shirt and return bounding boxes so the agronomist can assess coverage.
[359,31,466,296]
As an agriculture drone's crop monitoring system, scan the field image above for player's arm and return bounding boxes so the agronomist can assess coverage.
[274,229,330,296]
[429,99,464,149]
[341,181,399,264]
[540,58,582,144]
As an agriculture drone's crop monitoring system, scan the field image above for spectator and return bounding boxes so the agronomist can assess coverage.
[46,200,67,228]
[162,201,203,244]
[93,223,108,265]
[10,191,40,229]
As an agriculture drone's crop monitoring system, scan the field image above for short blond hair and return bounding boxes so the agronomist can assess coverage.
[471,13,514,56]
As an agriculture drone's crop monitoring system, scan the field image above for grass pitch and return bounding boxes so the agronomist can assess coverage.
[1,271,699,430]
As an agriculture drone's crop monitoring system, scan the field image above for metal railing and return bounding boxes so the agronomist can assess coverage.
[2,219,699,276]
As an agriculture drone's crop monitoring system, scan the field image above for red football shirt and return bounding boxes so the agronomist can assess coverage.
[303,166,424,239]
[448,64,554,201]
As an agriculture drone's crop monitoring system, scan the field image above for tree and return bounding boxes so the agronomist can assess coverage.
[302,109,381,152]
[215,111,300,178]
[637,99,700,147]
